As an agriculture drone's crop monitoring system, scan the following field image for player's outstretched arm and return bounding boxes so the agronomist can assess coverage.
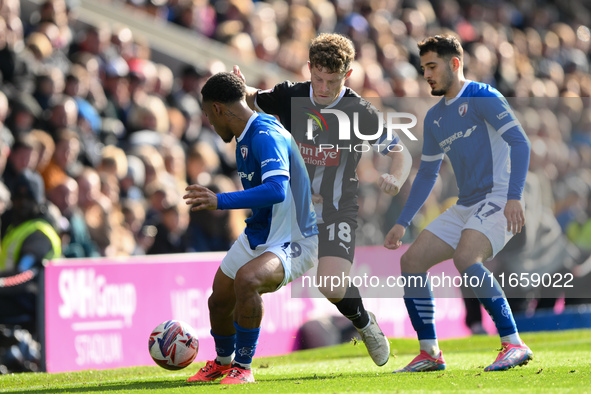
[186,176,288,212]
[378,147,412,196]
[384,224,406,250]
[233,65,258,111]
[383,157,441,250]
[184,184,218,211]
[477,91,531,233]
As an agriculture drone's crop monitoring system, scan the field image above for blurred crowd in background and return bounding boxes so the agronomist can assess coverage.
[0,0,589,318]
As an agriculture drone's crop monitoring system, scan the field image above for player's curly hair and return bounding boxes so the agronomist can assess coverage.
[201,72,245,103]
[418,34,463,60]
[309,33,355,74]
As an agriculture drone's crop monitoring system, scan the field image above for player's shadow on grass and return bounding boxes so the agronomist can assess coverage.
[0,372,395,393]
[268,371,390,383]
[0,379,216,393]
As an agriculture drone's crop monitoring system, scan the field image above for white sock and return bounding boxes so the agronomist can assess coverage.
[500,333,522,346]
[216,355,233,365]
[419,339,440,358]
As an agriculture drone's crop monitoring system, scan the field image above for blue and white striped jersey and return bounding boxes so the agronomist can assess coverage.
[397,80,531,228]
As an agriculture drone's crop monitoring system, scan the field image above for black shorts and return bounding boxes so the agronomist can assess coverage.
[317,218,358,263]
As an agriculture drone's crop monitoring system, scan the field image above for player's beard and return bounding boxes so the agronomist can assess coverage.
[216,126,234,143]
[221,133,234,143]
[430,67,454,96]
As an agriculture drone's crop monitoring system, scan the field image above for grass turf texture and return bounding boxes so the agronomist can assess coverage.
[1,329,589,393]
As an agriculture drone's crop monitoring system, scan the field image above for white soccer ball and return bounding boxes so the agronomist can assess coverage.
[148,320,199,370]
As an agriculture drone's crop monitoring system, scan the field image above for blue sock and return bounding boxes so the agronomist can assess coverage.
[402,273,436,340]
[233,322,260,368]
[462,263,517,337]
[211,330,235,363]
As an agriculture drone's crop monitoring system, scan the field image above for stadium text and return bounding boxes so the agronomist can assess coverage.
[75,334,123,366]
[58,268,137,326]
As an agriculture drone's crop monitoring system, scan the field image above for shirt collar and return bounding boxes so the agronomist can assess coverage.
[445,80,471,105]
[237,112,259,142]
[308,83,347,108]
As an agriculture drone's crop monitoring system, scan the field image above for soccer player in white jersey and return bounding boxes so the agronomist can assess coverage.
[384,35,533,372]
[184,72,318,384]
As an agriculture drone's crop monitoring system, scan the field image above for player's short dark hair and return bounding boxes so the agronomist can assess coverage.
[418,35,463,60]
[309,33,355,74]
[200,72,245,103]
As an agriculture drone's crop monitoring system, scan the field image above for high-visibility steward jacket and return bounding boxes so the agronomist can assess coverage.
[0,219,62,272]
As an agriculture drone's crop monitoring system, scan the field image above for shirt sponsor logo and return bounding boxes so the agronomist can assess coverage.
[463,125,477,138]
[296,141,340,166]
[497,110,510,120]
[438,126,477,153]
[261,158,282,167]
[238,171,255,181]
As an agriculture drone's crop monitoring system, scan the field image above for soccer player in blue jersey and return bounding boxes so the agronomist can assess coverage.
[384,35,533,373]
[183,72,318,384]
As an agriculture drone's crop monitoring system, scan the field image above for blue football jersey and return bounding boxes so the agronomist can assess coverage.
[422,81,530,206]
[236,113,318,249]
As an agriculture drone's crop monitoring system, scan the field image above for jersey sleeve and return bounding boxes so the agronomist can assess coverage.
[217,127,291,210]
[474,86,520,133]
[217,175,288,210]
[254,81,296,118]
[475,88,531,200]
[251,128,290,182]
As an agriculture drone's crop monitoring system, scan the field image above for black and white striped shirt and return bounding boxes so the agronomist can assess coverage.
[255,81,400,224]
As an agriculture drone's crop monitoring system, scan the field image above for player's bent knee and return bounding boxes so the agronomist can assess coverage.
[234,270,260,292]
[452,251,476,272]
[234,267,280,296]
[317,283,346,301]
[400,251,415,273]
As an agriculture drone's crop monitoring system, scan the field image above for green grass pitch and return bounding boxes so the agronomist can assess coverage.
[1,329,590,393]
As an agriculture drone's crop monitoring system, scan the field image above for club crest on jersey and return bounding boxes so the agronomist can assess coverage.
[310,120,320,132]
[240,145,248,159]
[458,102,468,117]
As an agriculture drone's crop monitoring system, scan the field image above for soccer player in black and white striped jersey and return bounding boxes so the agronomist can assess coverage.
[234,33,412,367]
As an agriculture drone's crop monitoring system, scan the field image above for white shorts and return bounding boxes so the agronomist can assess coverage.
[221,232,319,289]
[425,198,517,258]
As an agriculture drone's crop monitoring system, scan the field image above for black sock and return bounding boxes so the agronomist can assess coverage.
[333,285,370,329]
[232,361,250,370]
